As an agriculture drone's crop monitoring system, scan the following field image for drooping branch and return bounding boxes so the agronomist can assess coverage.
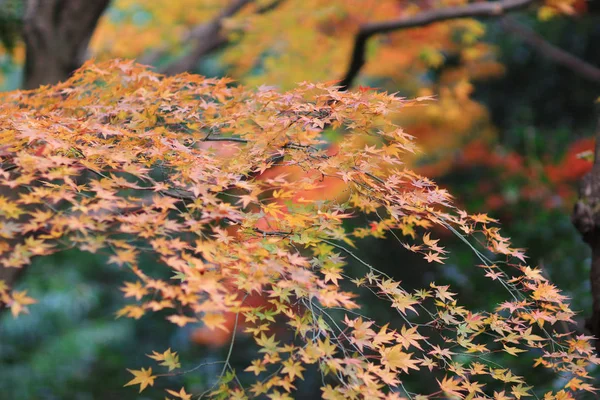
[339,0,536,90]
[22,0,111,89]
[500,16,600,83]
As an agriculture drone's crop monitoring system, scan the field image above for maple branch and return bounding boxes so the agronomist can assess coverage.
[147,138,327,202]
[203,136,249,144]
[339,0,536,90]
[253,228,291,236]
[500,17,600,84]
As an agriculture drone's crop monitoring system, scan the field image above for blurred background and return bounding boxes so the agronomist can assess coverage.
[0,0,599,398]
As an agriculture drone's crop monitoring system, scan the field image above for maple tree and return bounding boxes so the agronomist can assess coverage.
[1,0,600,398]
[0,58,598,398]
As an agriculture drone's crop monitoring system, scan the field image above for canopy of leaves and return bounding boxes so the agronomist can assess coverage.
[0,59,597,398]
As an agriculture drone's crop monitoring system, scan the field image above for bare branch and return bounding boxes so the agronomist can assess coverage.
[500,16,600,84]
[339,0,536,90]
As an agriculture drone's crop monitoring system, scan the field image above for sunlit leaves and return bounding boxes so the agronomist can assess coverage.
[0,60,596,399]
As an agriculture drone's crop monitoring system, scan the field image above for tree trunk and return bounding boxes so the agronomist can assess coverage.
[22,0,110,90]
[1,0,110,309]
[572,108,600,353]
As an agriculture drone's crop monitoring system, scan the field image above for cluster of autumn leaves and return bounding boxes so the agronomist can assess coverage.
[0,60,597,399]
[0,0,591,213]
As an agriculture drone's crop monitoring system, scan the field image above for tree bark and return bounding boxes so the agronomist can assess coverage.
[572,108,600,352]
[1,0,110,310]
[22,0,110,90]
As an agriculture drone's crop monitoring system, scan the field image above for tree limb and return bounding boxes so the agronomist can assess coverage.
[146,0,285,75]
[155,0,254,75]
[500,16,600,84]
[572,106,600,353]
[339,0,536,90]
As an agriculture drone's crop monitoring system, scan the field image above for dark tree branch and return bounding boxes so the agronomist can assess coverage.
[146,0,285,75]
[22,0,110,89]
[500,16,600,84]
[339,0,536,90]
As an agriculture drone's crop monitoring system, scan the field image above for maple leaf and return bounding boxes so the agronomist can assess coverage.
[429,345,456,360]
[121,281,148,300]
[397,325,425,351]
[424,251,446,264]
[511,383,533,399]
[470,213,498,224]
[437,376,466,398]
[165,387,192,400]
[267,391,293,400]
[392,293,419,315]
[373,324,396,346]
[530,282,568,303]
[167,315,198,327]
[281,358,305,380]
[431,284,456,303]
[116,305,145,320]
[503,345,527,356]
[380,345,419,373]
[245,359,267,376]
[108,248,138,267]
[125,367,156,393]
[202,312,229,332]
[493,390,512,400]
[9,290,37,317]
[256,333,280,355]
[148,348,181,371]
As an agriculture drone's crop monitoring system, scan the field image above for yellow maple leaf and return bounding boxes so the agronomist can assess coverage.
[380,345,419,373]
[281,358,305,380]
[511,383,533,399]
[503,345,526,356]
[438,375,466,398]
[125,367,156,393]
[165,387,192,400]
[9,290,37,317]
[147,348,181,371]
[202,312,228,331]
[120,281,148,300]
